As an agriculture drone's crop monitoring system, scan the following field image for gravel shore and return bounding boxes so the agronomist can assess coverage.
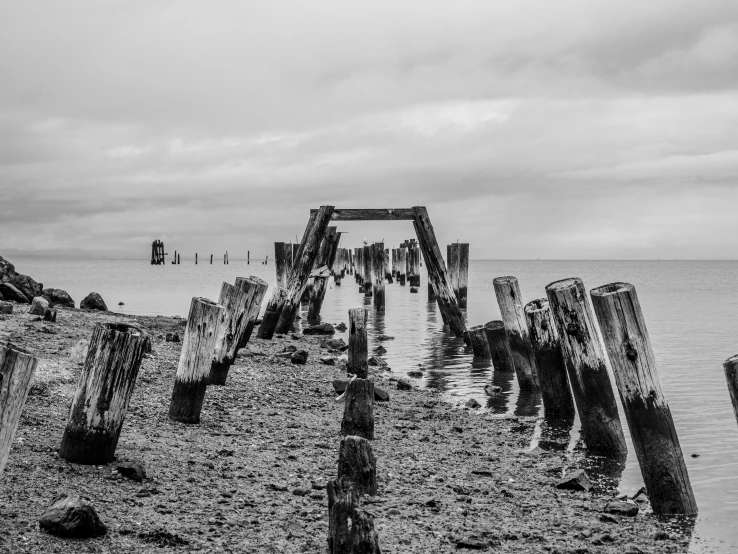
[0,304,692,553]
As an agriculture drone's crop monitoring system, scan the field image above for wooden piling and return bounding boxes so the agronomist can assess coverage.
[546,278,627,455]
[447,244,459,306]
[348,308,368,378]
[484,320,516,373]
[371,242,385,311]
[493,276,539,391]
[275,242,289,288]
[308,227,340,320]
[341,379,374,440]
[363,245,372,297]
[209,282,252,386]
[457,243,468,308]
[397,248,407,285]
[210,254,213,265]
[328,478,381,554]
[524,299,575,421]
[257,287,287,340]
[467,325,492,358]
[0,343,37,476]
[168,298,225,423]
[59,323,149,464]
[235,276,269,347]
[411,207,466,337]
[337,436,377,496]
[195,253,198,264]
[592,282,697,515]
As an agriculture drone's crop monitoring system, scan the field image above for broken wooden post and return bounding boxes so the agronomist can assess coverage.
[484,320,516,373]
[592,282,697,515]
[371,242,385,311]
[0,343,38,476]
[546,278,627,455]
[210,254,213,264]
[348,308,368,378]
[337,436,377,496]
[524,299,575,421]
[467,325,492,358]
[308,227,340,321]
[407,243,421,286]
[493,276,540,391]
[168,298,225,423]
[257,287,287,340]
[328,478,381,554]
[362,245,372,297]
[457,243,468,308]
[341,379,374,440]
[447,244,459,306]
[411,207,466,337]
[272,206,334,334]
[209,282,251,386]
[275,242,290,288]
[195,253,198,264]
[235,276,269,347]
[59,324,149,464]
[397,248,407,284]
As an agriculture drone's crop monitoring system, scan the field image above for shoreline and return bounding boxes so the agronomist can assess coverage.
[0,304,691,553]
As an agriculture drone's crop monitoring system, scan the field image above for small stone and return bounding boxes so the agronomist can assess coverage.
[377,335,395,341]
[80,292,108,311]
[374,345,387,355]
[386,508,401,516]
[465,398,481,408]
[30,296,50,316]
[407,370,423,378]
[321,338,347,350]
[116,461,147,482]
[291,350,308,364]
[599,514,620,524]
[166,333,180,343]
[43,308,57,322]
[603,501,639,517]
[118,302,125,306]
[455,536,487,549]
[319,356,336,365]
[556,469,592,492]
[39,495,107,537]
[282,345,298,353]
[410,287,418,293]
[484,384,502,396]
[302,323,335,335]
[368,356,387,367]
[396,379,411,391]
[334,323,347,332]
[292,488,310,497]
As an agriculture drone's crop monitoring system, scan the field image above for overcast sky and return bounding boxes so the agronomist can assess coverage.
[1,0,737,259]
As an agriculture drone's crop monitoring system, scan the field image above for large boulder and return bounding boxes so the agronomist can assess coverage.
[30,296,50,315]
[38,495,107,537]
[0,283,29,304]
[0,255,43,301]
[80,292,108,311]
[42,288,75,309]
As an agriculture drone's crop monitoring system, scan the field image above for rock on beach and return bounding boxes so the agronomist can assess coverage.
[80,292,108,311]
[42,288,75,308]
[38,495,107,538]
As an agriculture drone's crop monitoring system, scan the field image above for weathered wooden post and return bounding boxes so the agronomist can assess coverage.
[447,244,459,305]
[235,276,268,347]
[524,299,575,421]
[328,478,381,554]
[724,355,738,430]
[348,308,368,378]
[275,242,289,288]
[493,276,539,391]
[546,278,627,455]
[467,325,492,358]
[169,298,225,424]
[457,243,468,308]
[397,247,407,285]
[209,282,252,386]
[337,436,377,496]
[195,253,198,264]
[257,287,287,340]
[308,227,341,320]
[363,245,372,297]
[0,343,38,476]
[592,282,697,515]
[411,243,421,286]
[247,250,250,264]
[341,379,374,440]
[371,243,385,311]
[59,323,149,464]
[411,207,466,337]
[484,320,516,373]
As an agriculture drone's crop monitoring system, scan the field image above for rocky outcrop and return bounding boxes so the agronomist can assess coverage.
[42,288,75,309]
[80,292,107,311]
[0,283,28,304]
[0,256,42,302]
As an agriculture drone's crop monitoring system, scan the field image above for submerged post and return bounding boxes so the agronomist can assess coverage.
[411,207,466,337]
[348,308,368,378]
[591,282,697,515]
[59,324,149,464]
[524,299,575,421]
[546,278,627,455]
[371,242,385,311]
[0,343,38,476]
[169,298,225,423]
[493,276,539,391]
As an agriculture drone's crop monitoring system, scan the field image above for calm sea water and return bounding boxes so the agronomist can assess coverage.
[13,257,738,551]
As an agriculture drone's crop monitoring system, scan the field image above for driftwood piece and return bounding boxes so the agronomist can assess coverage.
[59,323,149,464]
[341,379,375,440]
[209,282,251,386]
[592,282,697,515]
[493,276,539,391]
[0,342,37,475]
[411,207,465,336]
[546,278,627,455]
[524,299,575,422]
[484,320,515,373]
[169,298,224,424]
[337,436,377,496]
[235,276,268,347]
[348,308,368,378]
[327,478,381,554]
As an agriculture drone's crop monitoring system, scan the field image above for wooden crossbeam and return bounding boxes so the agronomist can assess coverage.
[309,208,415,221]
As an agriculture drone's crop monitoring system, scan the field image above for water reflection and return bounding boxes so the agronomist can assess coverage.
[536,419,574,453]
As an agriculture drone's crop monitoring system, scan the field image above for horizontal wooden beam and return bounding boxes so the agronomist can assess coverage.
[309,208,416,221]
